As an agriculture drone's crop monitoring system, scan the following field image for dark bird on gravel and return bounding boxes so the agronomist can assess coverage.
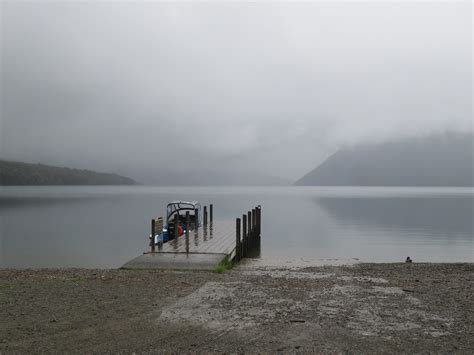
[405,256,413,263]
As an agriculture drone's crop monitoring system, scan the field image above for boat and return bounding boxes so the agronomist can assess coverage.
[153,201,202,245]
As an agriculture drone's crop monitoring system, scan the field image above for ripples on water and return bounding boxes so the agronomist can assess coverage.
[0,186,472,268]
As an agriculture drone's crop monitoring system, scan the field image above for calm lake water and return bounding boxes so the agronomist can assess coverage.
[0,186,472,268]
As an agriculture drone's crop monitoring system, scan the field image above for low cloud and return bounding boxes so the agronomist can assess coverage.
[1,1,472,180]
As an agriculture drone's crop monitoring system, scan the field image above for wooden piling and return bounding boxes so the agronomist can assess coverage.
[236,218,241,261]
[174,213,179,245]
[210,204,213,223]
[150,219,156,252]
[254,207,258,241]
[185,211,190,254]
[252,209,255,230]
[252,208,256,247]
[256,205,261,236]
[242,214,247,257]
[248,211,252,250]
[203,206,208,226]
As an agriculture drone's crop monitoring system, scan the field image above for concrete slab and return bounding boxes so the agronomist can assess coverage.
[121,252,227,270]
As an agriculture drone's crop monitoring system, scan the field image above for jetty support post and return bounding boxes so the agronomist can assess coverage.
[246,210,249,251]
[174,213,179,245]
[242,214,247,258]
[257,205,261,236]
[210,204,213,224]
[150,219,156,252]
[254,207,258,239]
[195,208,199,228]
[252,208,256,248]
[254,207,257,242]
[255,207,258,229]
[235,218,241,261]
[247,211,252,252]
[185,211,190,254]
[203,206,208,226]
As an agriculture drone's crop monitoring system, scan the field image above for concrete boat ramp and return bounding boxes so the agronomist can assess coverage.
[122,220,237,270]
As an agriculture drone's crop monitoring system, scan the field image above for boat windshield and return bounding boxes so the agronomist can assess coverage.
[166,201,201,221]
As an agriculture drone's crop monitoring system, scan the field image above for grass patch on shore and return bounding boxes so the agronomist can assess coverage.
[215,256,235,273]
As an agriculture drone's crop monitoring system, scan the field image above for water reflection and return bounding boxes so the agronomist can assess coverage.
[316,196,473,240]
[0,186,472,268]
[310,196,473,262]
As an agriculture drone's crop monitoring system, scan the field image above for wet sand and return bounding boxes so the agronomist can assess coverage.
[1,263,473,353]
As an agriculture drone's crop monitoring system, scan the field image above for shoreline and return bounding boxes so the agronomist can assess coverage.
[1,263,473,352]
[4,260,471,271]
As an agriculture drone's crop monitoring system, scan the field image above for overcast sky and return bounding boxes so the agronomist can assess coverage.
[0,0,472,181]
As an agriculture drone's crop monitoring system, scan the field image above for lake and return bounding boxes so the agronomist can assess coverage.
[0,186,472,268]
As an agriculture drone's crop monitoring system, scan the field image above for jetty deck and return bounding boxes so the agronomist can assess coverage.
[159,220,236,254]
[122,205,261,270]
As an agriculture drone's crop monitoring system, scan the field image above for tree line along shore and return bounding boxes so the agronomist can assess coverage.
[0,160,135,185]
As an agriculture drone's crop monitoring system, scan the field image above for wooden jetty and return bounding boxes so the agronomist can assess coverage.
[122,205,261,270]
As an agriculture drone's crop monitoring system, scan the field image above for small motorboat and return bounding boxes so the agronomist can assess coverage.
[154,201,202,245]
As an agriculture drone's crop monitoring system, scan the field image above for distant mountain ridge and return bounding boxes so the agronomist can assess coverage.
[0,160,136,185]
[295,133,474,187]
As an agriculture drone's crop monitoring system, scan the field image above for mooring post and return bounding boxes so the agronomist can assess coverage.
[150,219,156,252]
[255,207,258,240]
[185,211,190,254]
[254,207,257,242]
[248,211,252,251]
[252,208,256,247]
[257,205,261,236]
[174,213,179,245]
[242,214,247,258]
[203,206,207,226]
[210,204,213,224]
[236,218,241,261]
[195,208,199,228]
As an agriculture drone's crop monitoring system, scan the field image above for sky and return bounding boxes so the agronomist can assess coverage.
[0,0,472,182]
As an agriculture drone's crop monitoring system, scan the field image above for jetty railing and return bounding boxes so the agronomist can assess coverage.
[234,205,261,262]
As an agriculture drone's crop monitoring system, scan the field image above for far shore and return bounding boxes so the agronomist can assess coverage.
[1,263,473,353]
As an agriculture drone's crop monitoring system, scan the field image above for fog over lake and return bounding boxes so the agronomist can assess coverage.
[1,2,472,268]
[1,1,472,183]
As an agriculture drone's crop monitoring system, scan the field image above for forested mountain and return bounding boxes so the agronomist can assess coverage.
[295,133,474,186]
[0,160,136,185]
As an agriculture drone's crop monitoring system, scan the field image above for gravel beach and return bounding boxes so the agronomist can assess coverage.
[1,263,473,353]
